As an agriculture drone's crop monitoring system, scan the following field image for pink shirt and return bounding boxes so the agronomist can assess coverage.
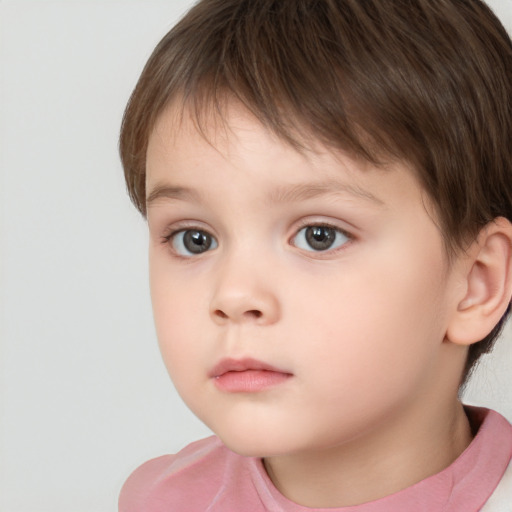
[119,407,512,511]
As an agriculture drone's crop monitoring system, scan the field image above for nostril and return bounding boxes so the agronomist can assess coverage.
[211,308,265,321]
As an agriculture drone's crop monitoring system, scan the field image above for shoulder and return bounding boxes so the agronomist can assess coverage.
[480,458,512,512]
[118,436,252,512]
[472,407,512,511]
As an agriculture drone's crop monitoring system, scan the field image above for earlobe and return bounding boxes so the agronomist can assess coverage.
[447,217,512,346]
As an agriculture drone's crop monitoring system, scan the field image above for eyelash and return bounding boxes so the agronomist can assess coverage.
[160,224,217,258]
[160,221,353,257]
[290,220,353,254]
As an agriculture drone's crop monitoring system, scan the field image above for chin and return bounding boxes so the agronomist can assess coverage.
[214,428,290,458]
[223,441,284,458]
[216,433,266,457]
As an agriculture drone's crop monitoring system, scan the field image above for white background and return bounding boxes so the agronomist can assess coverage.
[1,1,511,511]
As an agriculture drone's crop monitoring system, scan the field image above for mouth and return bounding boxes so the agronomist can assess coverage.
[209,357,293,393]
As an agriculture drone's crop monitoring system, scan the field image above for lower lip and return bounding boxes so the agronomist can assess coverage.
[213,370,292,392]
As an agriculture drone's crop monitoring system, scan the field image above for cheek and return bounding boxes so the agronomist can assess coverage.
[149,261,204,377]
[151,292,208,408]
[292,246,448,395]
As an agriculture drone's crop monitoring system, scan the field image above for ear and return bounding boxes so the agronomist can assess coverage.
[446,217,512,346]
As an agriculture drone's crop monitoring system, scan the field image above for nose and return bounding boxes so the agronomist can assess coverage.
[209,259,281,326]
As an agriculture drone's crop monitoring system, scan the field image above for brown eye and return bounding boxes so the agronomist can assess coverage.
[172,229,217,255]
[293,225,349,252]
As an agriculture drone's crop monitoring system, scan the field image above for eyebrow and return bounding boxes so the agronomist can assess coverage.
[266,180,385,207]
[146,180,385,208]
[146,185,201,206]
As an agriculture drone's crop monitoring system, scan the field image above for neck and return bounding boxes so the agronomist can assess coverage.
[263,400,473,508]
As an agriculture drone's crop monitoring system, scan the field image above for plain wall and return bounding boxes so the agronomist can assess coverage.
[1,1,511,510]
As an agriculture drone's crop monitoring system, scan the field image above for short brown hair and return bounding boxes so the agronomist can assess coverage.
[120,0,512,381]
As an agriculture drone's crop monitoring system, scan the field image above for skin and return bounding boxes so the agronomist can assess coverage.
[145,102,475,507]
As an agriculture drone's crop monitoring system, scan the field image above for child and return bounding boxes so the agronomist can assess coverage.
[118,0,512,509]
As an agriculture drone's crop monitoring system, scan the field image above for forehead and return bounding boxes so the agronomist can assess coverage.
[148,99,380,182]
[149,93,384,163]
[149,99,294,158]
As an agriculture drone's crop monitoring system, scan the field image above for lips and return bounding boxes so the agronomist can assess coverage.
[209,357,288,377]
[210,358,292,392]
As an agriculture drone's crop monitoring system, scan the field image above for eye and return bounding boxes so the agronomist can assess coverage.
[171,229,218,256]
[292,225,349,252]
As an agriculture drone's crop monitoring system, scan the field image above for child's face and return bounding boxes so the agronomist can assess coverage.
[145,103,463,458]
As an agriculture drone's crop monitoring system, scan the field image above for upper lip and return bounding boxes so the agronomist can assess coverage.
[209,357,291,378]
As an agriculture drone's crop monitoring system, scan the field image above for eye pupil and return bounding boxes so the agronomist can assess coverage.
[306,226,336,250]
[183,230,212,254]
